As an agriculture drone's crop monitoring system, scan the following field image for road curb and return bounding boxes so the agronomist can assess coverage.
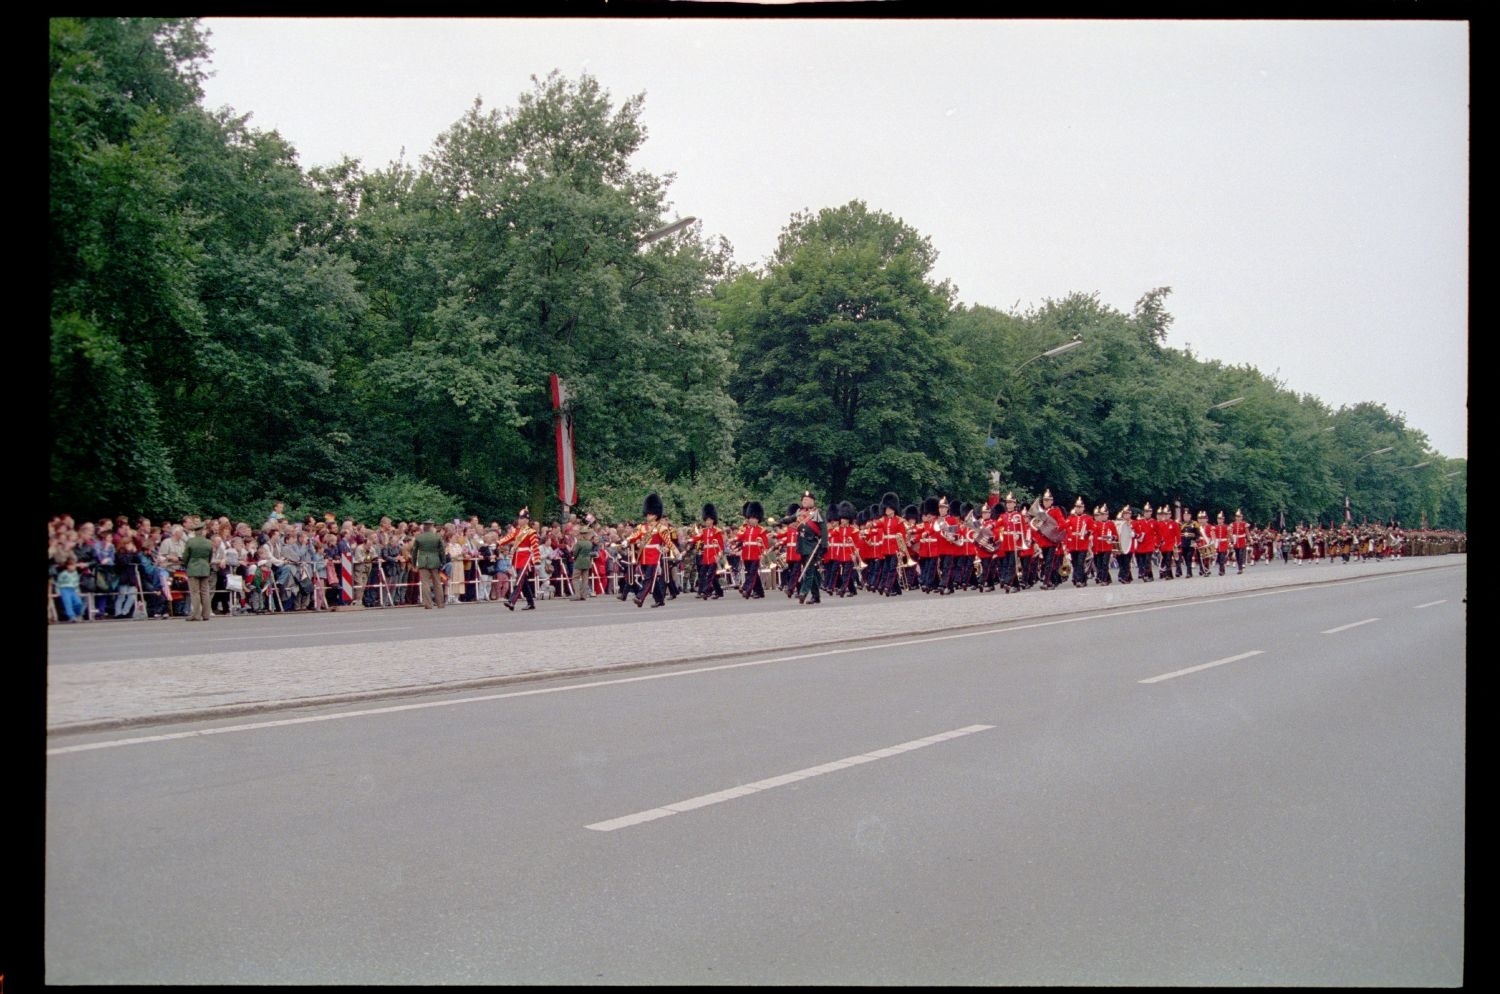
[46,558,1464,737]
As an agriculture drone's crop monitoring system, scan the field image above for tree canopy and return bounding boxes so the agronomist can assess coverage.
[48,19,1465,531]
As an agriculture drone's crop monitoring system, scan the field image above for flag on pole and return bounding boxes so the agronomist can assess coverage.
[550,374,577,507]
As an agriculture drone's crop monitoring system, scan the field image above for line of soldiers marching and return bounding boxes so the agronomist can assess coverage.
[519,488,1314,610]
[480,488,1441,612]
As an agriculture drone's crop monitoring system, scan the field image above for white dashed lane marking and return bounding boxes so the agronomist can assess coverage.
[585,724,996,832]
[1138,651,1264,685]
[1321,618,1380,634]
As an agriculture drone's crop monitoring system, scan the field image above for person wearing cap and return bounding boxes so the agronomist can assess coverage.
[793,491,825,605]
[872,492,905,596]
[934,496,962,594]
[976,502,999,591]
[1134,501,1159,582]
[915,496,942,592]
[777,502,803,597]
[496,508,540,610]
[694,504,726,600]
[1210,511,1232,575]
[1115,505,1137,584]
[825,501,855,597]
[1090,504,1116,585]
[1065,497,1093,587]
[994,493,1022,593]
[1156,503,1180,581]
[1230,509,1250,573]
[412,519,446,609]
[183,521,215,621]
[570,513,597,601]
[627,493,674,607]
[735,501,769,598]
[1034,489,1067,589]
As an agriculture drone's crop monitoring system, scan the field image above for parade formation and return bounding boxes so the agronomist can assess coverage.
[521,488,1435,610]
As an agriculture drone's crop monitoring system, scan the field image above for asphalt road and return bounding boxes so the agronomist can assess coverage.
[45,566,1465,984]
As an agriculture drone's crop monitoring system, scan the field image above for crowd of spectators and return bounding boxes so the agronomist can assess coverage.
[46,503,646,623]
[46,502,1467,623]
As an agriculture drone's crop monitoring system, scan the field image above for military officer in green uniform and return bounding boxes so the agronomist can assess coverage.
[183,521,215,621]
[571,513,597,601]
[793,491,825,605]
[412,519,446,609]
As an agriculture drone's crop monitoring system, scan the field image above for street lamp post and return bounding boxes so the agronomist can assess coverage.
[639,216,697,246]
[985,336,1083,445]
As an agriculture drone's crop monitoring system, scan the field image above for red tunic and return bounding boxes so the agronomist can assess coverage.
[736,524,767,561]
[1091,518,1117,554]
[697,525,724,565]
[1064,512,1093,553]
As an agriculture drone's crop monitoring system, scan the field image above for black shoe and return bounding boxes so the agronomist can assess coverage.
[650,601,663,608]
[798,593,806,604]
[504,601,514,611]
[522,604,535,611]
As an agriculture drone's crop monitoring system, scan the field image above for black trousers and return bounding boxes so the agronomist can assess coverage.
[697,562,722,597]
[635,563,667,606]
[1040,546,1063,586]
[1134,551,1153,580]
[507,564,535,608]
[1070,550,1090,584]
[1093,551,1112,582]
[740,559,764,597]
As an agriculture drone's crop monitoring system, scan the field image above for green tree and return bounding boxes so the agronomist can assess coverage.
[723,201,983,506]
[50,18,209,516]
[370,72,735,520]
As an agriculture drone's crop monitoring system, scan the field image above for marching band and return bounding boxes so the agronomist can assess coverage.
[462,489,1428,611]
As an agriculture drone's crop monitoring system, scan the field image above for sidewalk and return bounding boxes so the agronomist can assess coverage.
[46,556,1465,733]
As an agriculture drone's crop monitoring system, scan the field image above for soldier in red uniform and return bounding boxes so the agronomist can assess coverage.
[1034,489,1067,590]
[995,493,1022,593]
[735,501,768,599]
[1134,501,1159,581]
[1091,504,1116,585]
[1230,509,1250,573]
[496,508,541,611]
[1065,496,1093,587]
[853,508,876,593]
[627,492,676,607]
[870,492,903,596]
[1156,503,1180,581]
[976,502,999,591]
[914,496,940,592]
[695,503,725,600]
[825,501,854,596]
[1016,503,1039,589]
[1209,511,1231,575]
[901,503,922,592]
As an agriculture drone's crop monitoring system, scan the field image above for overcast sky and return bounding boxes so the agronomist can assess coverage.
[197,17,1468,459]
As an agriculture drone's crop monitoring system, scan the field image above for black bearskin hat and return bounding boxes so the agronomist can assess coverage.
[643,492,664,519]
[903,503,919,522]
[702,503,718,523]
[881,491,900,512]
[958,501,972,519]
[921,496,940,517]
[743,500,763,521]
[837,500,855,521]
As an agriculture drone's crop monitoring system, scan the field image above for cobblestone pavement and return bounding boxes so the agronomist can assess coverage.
[46,556,1465,733]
